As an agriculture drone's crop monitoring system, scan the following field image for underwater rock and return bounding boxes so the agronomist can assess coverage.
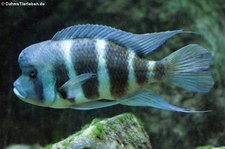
[5,144,42,149]
[46,113,152,149]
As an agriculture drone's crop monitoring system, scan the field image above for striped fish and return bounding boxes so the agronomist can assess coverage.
[13,24,214,112]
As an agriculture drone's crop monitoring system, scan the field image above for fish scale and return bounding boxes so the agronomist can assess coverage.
[95,39,111,99]
[153,62,166,80]
[133,57,149,85]
[72,39,99,99]
[53,62,70,99]
[106,42,129,98]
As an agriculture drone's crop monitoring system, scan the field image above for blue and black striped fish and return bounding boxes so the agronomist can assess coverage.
[13,24,214,112]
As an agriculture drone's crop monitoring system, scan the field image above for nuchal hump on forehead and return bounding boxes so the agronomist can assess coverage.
[18,40,63,67]
[13,24,214,113]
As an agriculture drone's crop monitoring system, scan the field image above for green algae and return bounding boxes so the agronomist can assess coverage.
[44,144,53,149]
[196,146,225,149]
[44,113,151,149]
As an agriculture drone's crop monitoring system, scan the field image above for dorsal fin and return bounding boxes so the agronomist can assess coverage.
[52,24,184,57]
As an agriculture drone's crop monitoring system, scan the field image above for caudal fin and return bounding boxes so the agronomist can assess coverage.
[161,44,214,92]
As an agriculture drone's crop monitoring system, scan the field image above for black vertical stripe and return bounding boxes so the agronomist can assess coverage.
[72,39,99,99]
[154,62,165,80]
[133,57,148,85]
[53,62,70,99]
[106,42,129,98]
[29,68,44,100]
[34,78,44,100]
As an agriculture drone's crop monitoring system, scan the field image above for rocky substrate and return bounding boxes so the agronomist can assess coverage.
[46,113,152,149]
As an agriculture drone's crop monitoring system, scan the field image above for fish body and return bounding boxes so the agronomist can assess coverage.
[13,24,214,112]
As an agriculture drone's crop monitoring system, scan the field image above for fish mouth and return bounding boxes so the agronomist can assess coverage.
[13,87,26,99]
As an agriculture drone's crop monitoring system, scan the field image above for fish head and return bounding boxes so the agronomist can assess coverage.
[13,41,58,107]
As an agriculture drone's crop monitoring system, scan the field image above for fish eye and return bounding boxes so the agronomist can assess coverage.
[29,70,36,79]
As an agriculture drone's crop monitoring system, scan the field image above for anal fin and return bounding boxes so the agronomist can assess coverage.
[119,91,209,113]
[71,100,119,110]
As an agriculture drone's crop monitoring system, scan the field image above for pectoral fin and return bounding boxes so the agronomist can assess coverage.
[59,73,95,99]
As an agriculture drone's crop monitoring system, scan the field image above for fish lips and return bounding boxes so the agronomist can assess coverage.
[13,87,26,100]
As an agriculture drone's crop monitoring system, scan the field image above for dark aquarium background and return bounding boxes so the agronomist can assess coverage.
[1,0,225,148]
